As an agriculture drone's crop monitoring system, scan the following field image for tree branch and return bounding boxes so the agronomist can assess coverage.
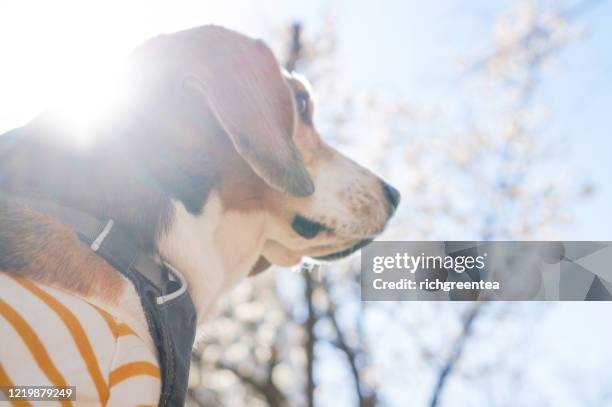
[429,304,484,407]
[302,264,317,407]
[216,361,287,407]
[324,283,376,407]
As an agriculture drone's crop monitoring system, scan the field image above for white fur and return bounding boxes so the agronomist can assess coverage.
[157,194,266,325]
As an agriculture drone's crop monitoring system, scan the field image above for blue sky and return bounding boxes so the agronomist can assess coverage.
[331,0,612,239]
[1,0,609,238]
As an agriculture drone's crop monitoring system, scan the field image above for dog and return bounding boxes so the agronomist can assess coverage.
[0,25,399,405]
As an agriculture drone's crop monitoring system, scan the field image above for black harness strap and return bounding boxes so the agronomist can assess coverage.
[4,196,196,407]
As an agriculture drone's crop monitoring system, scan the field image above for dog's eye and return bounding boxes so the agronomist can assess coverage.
[295,92,309,118]
[292,215,324,239]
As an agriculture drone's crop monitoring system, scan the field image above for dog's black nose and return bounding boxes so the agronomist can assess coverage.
[382,182,401,209]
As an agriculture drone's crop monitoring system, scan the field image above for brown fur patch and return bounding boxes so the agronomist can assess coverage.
[248,256,271,277]
[0,202,125,303]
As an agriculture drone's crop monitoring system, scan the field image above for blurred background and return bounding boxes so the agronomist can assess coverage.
[1,0,611,405]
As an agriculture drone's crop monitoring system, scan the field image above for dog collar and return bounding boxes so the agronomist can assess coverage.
[5,196,196,407]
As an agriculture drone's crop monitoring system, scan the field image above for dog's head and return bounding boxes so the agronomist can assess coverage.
[126,26,399,274]
[257,74,400,268]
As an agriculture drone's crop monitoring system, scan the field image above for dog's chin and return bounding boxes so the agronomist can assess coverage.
[312,238,373,261]
[263,237,375,267]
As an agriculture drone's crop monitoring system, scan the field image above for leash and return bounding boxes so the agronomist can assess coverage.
[1,195,196,407]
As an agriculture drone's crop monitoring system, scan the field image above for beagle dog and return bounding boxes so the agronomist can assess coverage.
[0,25,399,404]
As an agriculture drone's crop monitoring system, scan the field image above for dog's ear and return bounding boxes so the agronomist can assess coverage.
[182,26,314,197]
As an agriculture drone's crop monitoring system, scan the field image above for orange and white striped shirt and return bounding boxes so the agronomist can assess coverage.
[0,272,161,406]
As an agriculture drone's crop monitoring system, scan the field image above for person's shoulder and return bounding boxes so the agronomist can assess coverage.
[106,327,161,406]
[0,272,129,404]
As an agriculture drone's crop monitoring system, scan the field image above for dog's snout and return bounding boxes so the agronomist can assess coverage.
[382,182,401,209]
